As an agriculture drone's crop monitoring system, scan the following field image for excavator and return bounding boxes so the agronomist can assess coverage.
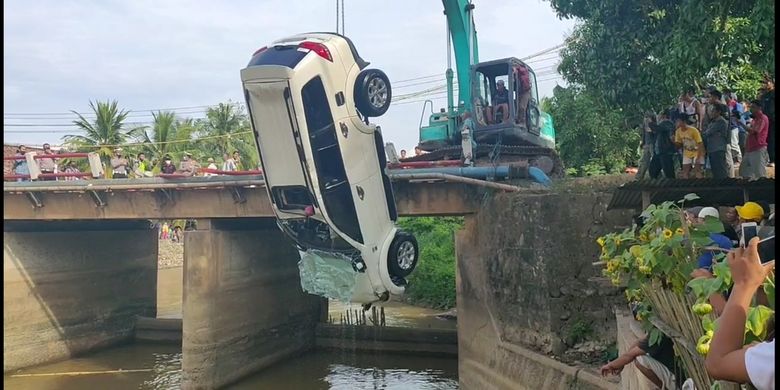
[402,0,564,177]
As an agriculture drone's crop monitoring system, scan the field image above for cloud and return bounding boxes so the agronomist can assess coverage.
[3,0,574,150]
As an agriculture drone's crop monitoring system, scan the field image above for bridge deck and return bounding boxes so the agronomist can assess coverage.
[4,176,481,220]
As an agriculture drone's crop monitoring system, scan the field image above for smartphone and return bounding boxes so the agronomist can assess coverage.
[740,222,758,247]
[758,235,775,264]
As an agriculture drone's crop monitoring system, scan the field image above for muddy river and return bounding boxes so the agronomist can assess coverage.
[4,267,459,389]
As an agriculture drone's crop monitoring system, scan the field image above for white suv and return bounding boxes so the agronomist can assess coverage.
[240,32,419,305]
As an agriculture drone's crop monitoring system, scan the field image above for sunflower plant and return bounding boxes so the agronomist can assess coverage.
[598,194,775,389]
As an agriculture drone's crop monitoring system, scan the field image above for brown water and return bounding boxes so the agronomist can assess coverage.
[4,345,458,389]
[4,267,458,389]
[157,266,456,330]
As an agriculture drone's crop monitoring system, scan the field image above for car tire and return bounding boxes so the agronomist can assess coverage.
[387,231,418,278]
[355,69,392,117]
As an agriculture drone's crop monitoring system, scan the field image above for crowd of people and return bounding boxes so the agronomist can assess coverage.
[601,201,775,389]
[636,78,774,180]
[10,145,252,181]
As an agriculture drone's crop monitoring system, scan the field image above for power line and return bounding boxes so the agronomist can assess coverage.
[520,44,564,61]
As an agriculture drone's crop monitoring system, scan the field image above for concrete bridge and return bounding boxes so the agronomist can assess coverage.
[4,176,621,390]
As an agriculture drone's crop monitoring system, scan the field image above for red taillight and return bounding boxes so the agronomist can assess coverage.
[298,41,333,62]
[252,46,268,56]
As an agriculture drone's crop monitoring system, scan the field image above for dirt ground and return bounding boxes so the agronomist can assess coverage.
[158,239,183,269]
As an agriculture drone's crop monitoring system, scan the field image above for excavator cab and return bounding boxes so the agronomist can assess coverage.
[470,58,551,148]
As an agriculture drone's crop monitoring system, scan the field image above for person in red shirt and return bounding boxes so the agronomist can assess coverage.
[738,100,769,179]
[514,65,531,128]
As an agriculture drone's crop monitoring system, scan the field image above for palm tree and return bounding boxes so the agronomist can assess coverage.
[62,100,145,176]
[196,101,258,170]
[131,111,195,170]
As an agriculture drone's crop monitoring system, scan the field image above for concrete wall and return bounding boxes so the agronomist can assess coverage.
[3,220,157,372]
[456,178,633,389]
[181,218,323,390]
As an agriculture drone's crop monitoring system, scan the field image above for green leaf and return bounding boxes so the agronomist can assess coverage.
[648,327,662,346]
[745,305,774,340]
[700,217,726,233]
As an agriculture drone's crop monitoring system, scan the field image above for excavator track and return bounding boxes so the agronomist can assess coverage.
[403,144,565,178]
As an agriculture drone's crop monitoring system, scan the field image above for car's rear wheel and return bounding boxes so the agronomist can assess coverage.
[387,231,418,278]
[355,69,392,117]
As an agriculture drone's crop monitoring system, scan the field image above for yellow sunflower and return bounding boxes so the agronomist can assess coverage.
[675,228,685,235]
[663,229,673,239]
[597,237,605,247]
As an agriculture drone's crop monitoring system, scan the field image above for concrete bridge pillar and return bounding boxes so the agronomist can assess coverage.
[181,218,323,390]
[3,220,157,372]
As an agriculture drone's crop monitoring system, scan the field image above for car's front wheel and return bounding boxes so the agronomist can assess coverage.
[355,69,392,117]
[387,231,418,278]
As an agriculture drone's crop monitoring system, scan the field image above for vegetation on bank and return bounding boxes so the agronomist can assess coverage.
[398,217,463,310]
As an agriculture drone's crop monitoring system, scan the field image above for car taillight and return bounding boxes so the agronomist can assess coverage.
[298,41,333,62]
[252,46,268,56]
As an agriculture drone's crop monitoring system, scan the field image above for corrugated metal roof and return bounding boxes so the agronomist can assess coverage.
[608,177,776,210]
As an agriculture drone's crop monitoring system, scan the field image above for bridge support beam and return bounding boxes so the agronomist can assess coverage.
[181,218,322,390]
[3,220,157,372]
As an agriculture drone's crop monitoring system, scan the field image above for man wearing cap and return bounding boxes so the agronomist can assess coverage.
[487,79,510,124]
[735,202,774,245]
[178,152,197,177]
[110,148,129,179]
[689,207,733,316]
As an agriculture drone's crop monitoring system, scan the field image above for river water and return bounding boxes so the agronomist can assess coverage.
[4,267,458,389]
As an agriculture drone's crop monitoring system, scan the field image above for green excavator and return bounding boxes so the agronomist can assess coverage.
[405,0,563,177]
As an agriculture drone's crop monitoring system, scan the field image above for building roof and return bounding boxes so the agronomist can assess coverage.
[608,177,776,210]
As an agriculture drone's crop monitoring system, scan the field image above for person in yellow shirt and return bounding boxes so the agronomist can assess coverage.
[674,113,705,178]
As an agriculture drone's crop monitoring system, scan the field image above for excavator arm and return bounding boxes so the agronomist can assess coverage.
[442,0,478,113]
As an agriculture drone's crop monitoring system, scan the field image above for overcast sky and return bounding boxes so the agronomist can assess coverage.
[4,0,575,151]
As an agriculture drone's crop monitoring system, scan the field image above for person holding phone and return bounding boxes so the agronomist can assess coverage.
[705,237,775,389]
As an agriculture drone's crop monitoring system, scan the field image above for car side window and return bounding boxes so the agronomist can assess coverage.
[301,76,364,244]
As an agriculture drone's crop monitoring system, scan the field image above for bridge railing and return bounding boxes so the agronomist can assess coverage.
[4,152,104,181]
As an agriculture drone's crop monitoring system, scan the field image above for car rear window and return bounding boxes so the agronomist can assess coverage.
[247,45,307,68]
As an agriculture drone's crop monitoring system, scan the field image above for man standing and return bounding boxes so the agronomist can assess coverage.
[110,148,128,179]
[400,149,407,159]
[514,65,531,128]
[178,152,196,176]
[134,152,150,177]
[674,113,705,178]
[636,111,657,180]
[232,151,242,171]
[13,145,29,181]
[161,156,176,174]
[205,157,218,176]
[758,77,774,165]
[702,103,731,179]
[649,109,676,179]
[739,101,769,179]
[38,143,57,181]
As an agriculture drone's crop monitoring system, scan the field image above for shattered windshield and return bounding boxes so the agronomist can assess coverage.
[298,249,358,302]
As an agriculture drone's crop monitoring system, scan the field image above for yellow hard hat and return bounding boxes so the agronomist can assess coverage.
[735,202,764,221]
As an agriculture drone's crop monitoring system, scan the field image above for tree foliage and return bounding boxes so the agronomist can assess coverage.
[397,217,463,309]
[544,86,639,176]
[194,102,258,170]
[549,0,774,114]
[131,111,195,163]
